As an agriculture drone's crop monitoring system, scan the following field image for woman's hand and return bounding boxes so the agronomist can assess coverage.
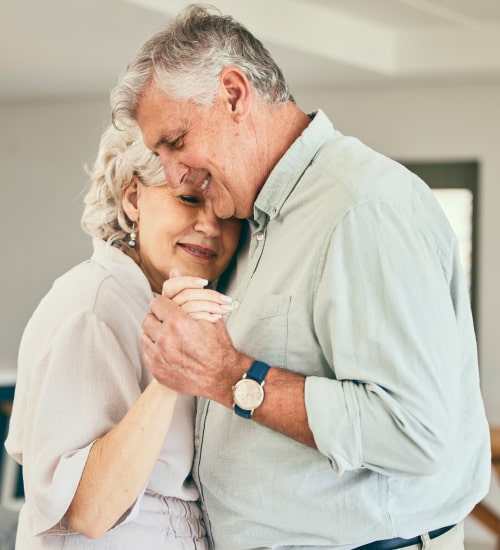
[162,271,234,322]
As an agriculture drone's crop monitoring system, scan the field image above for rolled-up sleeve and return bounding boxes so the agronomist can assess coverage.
[306,200,462,476]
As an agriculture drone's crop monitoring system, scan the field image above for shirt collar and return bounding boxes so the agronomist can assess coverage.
[252,109,335,227]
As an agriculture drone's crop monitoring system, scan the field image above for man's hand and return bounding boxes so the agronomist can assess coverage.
[141,294,251,405]
[142,272,315,447]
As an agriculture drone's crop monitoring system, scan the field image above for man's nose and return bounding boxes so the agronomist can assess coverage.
[161,157,188,188]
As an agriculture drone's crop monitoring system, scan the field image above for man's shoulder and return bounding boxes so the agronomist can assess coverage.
[312,133,414,207]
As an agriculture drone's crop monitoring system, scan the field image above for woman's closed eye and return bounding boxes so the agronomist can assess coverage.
[180,195,200,204]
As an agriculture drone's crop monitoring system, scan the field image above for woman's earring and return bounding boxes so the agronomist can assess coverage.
[128,224,137,249]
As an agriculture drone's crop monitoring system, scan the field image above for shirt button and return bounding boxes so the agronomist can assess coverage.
[194,436,200,448]
[231,299,240,310]
[256,232,264,241]
[201,503,207,511]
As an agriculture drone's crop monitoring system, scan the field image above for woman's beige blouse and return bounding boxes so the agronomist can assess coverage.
[5,238,199,541]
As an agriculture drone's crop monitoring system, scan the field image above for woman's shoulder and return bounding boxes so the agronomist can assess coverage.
[29,255,141,332]
[46,257,118,311]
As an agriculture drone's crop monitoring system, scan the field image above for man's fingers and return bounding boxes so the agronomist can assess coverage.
[140,331,154,349]
[141,308,169,343]
[148,295,178,322]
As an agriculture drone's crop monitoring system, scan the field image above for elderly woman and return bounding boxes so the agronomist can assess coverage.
[5,123,241,549]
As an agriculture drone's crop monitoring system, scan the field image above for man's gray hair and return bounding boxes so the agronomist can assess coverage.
[111,4,293,126]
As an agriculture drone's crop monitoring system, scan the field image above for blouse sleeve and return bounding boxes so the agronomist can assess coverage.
[7,310,144,536]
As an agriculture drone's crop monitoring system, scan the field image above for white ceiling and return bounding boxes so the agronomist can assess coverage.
[1,0,500,103]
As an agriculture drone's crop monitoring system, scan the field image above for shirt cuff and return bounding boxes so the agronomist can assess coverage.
[305,375,363,473]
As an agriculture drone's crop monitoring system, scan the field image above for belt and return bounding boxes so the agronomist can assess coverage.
[354,524,455,550]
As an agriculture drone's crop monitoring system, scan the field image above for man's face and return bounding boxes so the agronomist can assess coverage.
[136,82,258,219]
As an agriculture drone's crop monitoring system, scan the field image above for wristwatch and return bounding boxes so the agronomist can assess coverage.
[232,360,271,419]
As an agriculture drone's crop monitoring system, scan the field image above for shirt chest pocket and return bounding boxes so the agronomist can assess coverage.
[231,294,291,368]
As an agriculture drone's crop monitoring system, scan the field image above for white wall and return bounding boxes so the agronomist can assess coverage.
[1,99,109,363]
[1,85,499,423]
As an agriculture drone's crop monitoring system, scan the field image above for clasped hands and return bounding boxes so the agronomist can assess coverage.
[140,270,249,405]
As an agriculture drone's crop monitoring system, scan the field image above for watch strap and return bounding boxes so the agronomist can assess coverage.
[234,404,253,419]
[246,360,271,383]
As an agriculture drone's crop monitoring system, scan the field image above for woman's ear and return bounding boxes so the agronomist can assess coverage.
[122,176,141,222]
[220,67,252,122]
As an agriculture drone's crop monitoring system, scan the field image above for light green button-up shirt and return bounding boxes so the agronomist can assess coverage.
[193,110,490,549]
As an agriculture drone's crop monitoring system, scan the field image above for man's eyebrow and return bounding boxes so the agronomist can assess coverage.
[153,133,175,150]
[153,127,187,150]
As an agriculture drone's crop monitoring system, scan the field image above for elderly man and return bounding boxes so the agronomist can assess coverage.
[111,5,490,549]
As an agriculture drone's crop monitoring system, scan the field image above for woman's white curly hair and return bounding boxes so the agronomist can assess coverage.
[81,123,165,249]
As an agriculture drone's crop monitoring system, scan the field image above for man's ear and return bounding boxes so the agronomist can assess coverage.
[122,177,140,222]
[220,67,252,122]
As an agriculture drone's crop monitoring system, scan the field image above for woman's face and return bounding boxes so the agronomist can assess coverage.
[123,178,241,293]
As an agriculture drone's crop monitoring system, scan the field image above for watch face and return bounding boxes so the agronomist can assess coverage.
[233,378,264,410]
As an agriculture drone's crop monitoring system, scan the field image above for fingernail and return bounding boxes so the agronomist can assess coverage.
[207,314,222,324]
[219,294,233,303]
[195,278,209,287]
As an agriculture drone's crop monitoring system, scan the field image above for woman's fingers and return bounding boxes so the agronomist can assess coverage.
[161,275,234,317]
[162,276,208,298]
[189,312,224,323]
[173,288,232,306]
[180,298,233,316]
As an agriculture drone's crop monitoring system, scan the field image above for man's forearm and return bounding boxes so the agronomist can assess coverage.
[225,363,316,448]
